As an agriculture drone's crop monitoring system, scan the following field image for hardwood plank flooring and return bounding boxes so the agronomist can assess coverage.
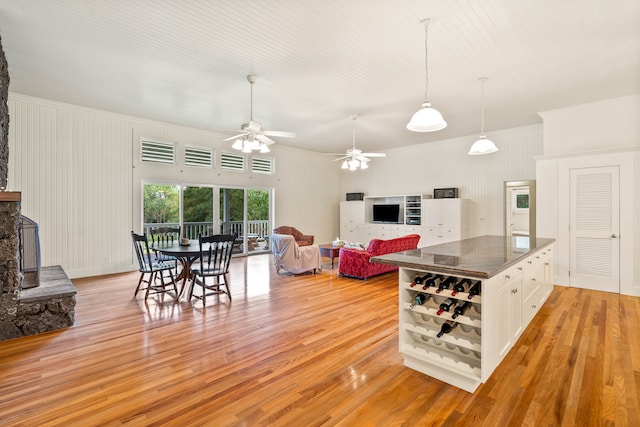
[0,255,638,426]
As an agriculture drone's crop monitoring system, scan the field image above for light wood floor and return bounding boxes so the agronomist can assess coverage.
[1,255,639,426]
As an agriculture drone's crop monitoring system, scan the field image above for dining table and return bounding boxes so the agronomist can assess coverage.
[152,240,206,298]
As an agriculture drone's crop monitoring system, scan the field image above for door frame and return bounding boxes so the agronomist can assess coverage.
[557,151,636,295]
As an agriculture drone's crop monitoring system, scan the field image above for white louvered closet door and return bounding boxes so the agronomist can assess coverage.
[569,166,620,293]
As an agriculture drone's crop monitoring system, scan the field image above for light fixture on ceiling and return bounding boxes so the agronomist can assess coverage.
[330,115,385,171]
[224,74,292,153]
[468,77,499,155]
[407,18,447,132]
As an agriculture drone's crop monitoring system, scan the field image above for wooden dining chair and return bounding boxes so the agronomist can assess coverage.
[131,231,179,301]
[189,234,235,305]
[149,226,180,271]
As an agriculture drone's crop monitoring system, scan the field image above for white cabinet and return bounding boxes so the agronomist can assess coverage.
[422,199,469,246]
[340,201,365,225]
[497,269,523,358]
[340,201,367,243]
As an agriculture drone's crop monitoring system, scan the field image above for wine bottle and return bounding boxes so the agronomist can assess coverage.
[436,298,458,315]
[436,276,456,294]
[451,278,471,296]
[437,320,458,338]
[422,274,440,290]
[406,293,428,311]
[451,301,472,319]
[410,274,422,287]
[467,281,481,299]
[414,273,434,288]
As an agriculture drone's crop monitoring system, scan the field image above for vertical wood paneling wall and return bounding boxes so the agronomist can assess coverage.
[340,124,543,237]
[8,96,133,278]
[7,93,340,279]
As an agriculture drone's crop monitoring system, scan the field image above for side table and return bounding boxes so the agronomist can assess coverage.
[318,244,341,269]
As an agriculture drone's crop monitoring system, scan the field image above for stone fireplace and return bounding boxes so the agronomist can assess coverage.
[0,192,76,341]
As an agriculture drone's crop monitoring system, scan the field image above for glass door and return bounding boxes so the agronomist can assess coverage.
[219,187,245,254]
[142,182,180,235]
[247,188,271,254]
[219,187,272,255]
[182,185,215,239]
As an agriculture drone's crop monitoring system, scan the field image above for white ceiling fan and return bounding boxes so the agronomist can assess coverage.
[326,115,386,170]
[223,74,295,153]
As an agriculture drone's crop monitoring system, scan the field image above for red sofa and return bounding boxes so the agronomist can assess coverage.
[338,234,420,279]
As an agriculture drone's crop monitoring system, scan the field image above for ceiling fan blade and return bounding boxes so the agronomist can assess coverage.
[222,133,246,141]
[256,134,276,145]
[324,152,349,156]
[360,153,386,158]
[356,156,371,162]
[332,156,349,161]
[264,130,295,138]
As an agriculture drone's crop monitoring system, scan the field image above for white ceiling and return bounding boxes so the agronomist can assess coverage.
[0,0,638,154]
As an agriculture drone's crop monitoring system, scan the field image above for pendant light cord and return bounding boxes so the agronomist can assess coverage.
[479,77,487,135]
[421,19,430,102]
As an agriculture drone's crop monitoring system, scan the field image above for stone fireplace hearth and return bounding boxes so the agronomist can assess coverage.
[0,192,76,341]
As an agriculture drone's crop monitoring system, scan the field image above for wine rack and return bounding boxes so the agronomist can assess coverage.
[400,273,483,392]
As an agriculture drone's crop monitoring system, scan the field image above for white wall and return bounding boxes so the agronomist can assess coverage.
[340,124,543,238]
[8,93,339,278]
[536,94,640,296]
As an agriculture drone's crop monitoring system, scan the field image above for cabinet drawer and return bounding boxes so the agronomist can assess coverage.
[522,277,539,301]
[522,285,543,324]
[498,265,519,287]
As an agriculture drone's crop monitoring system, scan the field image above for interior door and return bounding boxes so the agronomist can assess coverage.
[569,166,620,293]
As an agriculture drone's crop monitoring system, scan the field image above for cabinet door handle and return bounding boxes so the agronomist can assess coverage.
[531,278,536,281]
[532,305,537,309]
[611,234,618,238]
[505,274,511,279]
[511,288,518,293]
[518,267,523,271]
[527,260,532,264]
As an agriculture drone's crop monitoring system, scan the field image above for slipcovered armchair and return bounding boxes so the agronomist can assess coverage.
[272,226,314,246]
[271,233,322,275]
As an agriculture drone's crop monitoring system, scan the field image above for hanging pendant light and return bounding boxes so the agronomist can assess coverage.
[407,19,447,132]
[468,77,498,155]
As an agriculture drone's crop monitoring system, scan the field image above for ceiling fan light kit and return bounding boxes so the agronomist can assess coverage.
[407,19,447,133]
[468,77,498,155]
[328,114,386,171]
[226,74,294,153]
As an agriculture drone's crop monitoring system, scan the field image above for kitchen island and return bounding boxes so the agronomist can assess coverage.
[372,235,555,392]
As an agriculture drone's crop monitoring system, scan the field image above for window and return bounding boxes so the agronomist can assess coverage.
[220,152,245,171]
[513,189,530,213]
[141,138,176,164]
[251,157,274,174]
[185,146,213,168]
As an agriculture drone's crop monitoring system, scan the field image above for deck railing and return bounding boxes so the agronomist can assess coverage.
[144,220,270,240]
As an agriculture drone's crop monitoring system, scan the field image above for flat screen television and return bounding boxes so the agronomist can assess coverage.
[372,204,401,223]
